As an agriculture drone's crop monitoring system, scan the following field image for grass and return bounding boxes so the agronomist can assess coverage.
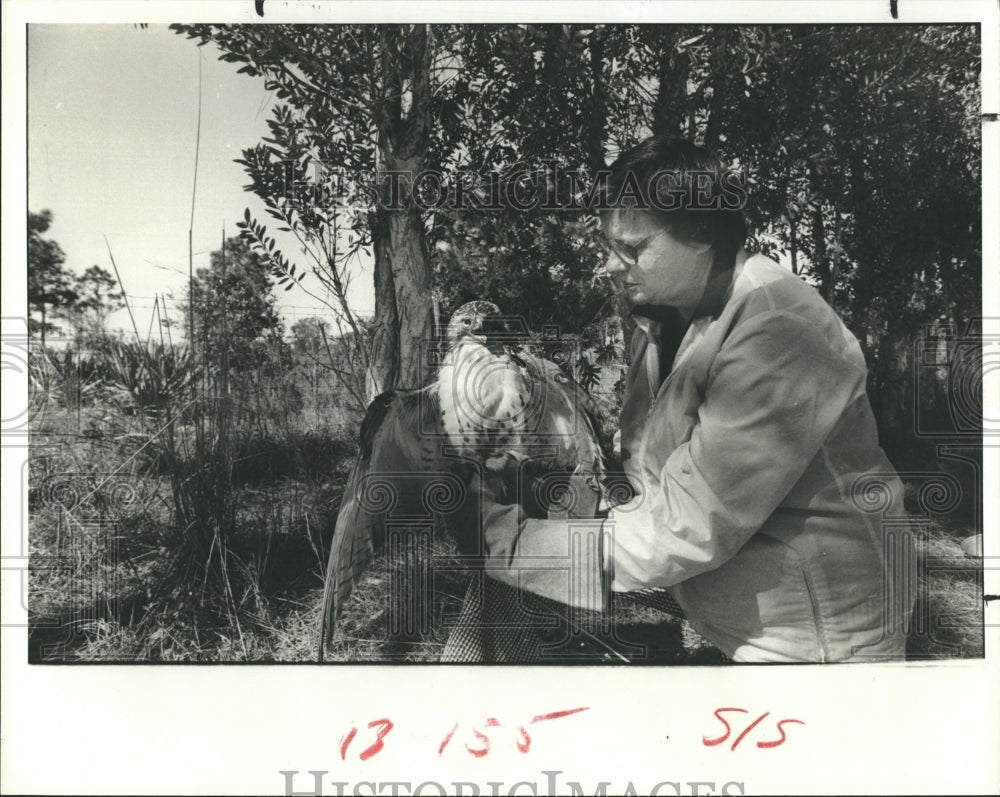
[26,343,986,664]
[906,518,985,660]
[28,341,364,662]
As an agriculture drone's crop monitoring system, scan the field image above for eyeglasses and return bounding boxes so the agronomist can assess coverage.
[596,229,668,267]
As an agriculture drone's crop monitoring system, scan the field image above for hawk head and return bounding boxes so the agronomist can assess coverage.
[445,301,515,352]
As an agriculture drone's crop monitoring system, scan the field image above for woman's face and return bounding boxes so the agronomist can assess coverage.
[600,210,715,319]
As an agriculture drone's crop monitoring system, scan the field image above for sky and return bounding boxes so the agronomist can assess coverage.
[27,23,375,341]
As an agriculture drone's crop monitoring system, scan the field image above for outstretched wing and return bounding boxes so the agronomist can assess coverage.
[318,386,443,659]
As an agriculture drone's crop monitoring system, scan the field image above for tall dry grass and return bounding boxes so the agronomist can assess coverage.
[28,328,362,661]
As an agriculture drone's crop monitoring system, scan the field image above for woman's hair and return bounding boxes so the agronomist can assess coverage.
[600,136,748,262]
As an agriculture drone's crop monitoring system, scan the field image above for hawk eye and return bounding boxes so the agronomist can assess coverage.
[462,318,472,327]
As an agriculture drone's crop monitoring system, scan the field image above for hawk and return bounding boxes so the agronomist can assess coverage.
[318,301,605,659]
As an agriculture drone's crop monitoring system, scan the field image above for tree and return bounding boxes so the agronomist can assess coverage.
[426,25,625,348]
[74,265,125,324]
[59,265,127,347]
[172,24,439,399]
[290,316,336,409]
[27,210,78,347]
[185,236,285,372]
[170,25,622,395]
[290,316,329,359]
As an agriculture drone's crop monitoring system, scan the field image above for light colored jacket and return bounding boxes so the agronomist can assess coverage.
[606,254,916,662]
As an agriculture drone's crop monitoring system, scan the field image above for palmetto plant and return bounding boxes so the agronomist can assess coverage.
[101,339,198,417]
[98,335,244,639]
[29,346,106,415]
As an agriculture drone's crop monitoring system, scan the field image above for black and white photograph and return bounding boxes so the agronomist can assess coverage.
[2,1,997,794]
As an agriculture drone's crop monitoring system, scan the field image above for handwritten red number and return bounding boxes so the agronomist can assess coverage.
[438,723,458,756]
[339,726,358,760]
[359,718,394,761]
[438,707,589,758]
[531,707,590,723]
[729,711,770,751]
[466,726,492,757]
[703,708,804,751]
[341,718,394,761]
[702,708,748,747]
[756,718,806,749]
[516,725,531,753]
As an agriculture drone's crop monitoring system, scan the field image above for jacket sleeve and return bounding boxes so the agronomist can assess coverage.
[481,509,609,613]
[607,309,867,591]
[465,476,609,613]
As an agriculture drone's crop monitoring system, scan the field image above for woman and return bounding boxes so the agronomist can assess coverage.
[464,136,915,663]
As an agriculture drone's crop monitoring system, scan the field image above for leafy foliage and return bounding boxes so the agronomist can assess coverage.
[184,236,287,372]
[172,23,979,467]
[28,210,78,344]
[73,265,126,322]
[29,212,130,352]
[58,265,127,348]
[171,24,395,396]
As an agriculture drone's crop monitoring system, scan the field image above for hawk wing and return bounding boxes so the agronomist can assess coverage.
[318,386,443,659]
[515,351,605,482]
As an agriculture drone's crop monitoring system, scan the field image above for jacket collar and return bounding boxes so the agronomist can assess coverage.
[631,251,752,395]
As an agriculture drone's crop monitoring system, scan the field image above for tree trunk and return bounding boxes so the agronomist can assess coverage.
[702,28,731,148]
[810,201,832,303]
[587,27,607,176]
[789,215,799,276]
[369,207,400,398]
[651,28,691,137]
[368,24,435,398]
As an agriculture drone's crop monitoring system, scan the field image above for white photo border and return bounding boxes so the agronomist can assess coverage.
[2,2,997,795]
